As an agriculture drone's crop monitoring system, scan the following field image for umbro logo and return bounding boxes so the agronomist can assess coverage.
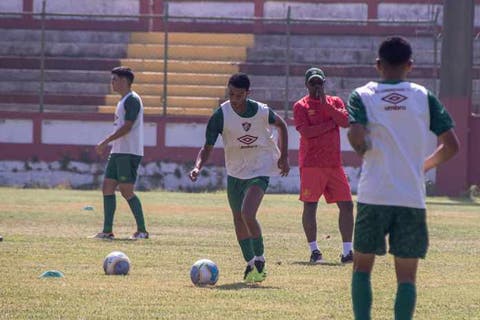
[237,135,258,145]
[382,93,407,104]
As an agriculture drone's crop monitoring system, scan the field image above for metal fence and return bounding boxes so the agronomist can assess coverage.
[3,2,474,117]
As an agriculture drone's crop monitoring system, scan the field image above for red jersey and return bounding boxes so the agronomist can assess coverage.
[293,95,349,168]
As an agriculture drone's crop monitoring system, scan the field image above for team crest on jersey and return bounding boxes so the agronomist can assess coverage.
[241,122,251,131]
[237,135,258,145]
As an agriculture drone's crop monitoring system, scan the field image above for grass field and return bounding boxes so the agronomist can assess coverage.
[0,187,479,320]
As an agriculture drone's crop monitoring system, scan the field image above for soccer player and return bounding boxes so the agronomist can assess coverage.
[189,72,290,283]
[92,66,149,240]
[347,36,459,320]
[293,67,354,264]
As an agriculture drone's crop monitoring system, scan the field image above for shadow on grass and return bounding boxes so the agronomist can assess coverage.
[291,261,346,267]
[214,282,281,290]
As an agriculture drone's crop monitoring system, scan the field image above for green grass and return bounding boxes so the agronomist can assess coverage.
[0,187,479,319]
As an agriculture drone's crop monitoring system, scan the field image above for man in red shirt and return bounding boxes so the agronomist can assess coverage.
[293,67,354,264]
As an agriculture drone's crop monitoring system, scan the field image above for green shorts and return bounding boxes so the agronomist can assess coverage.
[227,176,269,213]
[104,153,142,184]
[354,203,429,258]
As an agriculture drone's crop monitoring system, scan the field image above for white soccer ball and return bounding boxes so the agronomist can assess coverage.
[190,259,219,286]
[103,251,130,275]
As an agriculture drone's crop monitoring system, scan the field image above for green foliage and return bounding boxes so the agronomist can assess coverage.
[0,188,479,319]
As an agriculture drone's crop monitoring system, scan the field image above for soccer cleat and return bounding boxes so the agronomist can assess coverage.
[90,232,115,240]
[341,250,353,264]
[129,231,149,239]
[310,249,324,264]
[253,260,267,282]
[243,264,256,283]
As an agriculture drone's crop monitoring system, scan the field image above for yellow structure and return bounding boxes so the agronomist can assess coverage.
[98,32,254,116]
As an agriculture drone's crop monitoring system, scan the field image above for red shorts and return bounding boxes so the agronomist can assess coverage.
[299,166,352,203]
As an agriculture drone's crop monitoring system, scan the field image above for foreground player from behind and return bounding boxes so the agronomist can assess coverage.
[347,37,459,320]
[189,73,290,283]
[93,67,149,240]
[293,67,354,264]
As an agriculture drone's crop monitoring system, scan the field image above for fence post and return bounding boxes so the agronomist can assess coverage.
[39,0,46,113]
[162,2,169,116]
[284,6,291,119]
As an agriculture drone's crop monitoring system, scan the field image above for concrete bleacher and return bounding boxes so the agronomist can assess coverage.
[0,29,254,115]
[98,32,253,115]
[0,29,127,113]
[1,27,478,116]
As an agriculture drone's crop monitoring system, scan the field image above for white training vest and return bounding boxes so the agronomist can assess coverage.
[111,91,144,156]
[221,101,281,179]
[355,81,430,209]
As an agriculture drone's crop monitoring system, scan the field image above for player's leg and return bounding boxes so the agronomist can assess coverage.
[337,201,354,262]
[389,206,427,320]
[92,154,118,238]
[299,167,325,262]
[115,154,147,238]
[324,167,354,262]
[394,258,418,320]
[351,203,392,320]
[352,252,375,320]
[242,177,269,281]
[302,201,323,263]
[227,176,256,282]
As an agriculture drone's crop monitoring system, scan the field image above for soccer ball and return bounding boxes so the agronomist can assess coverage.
[190,259,219,286]
[103,251,130,275]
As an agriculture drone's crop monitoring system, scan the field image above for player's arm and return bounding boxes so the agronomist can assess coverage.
[348,124,370,156]
[293,102,336,138]
[96,95,139,155]
[346,91,370,156]
[271,110,290,176]
[423,92,459,172]
[189,109,222,182]
[424,129,459,172]
[324,97,349,128]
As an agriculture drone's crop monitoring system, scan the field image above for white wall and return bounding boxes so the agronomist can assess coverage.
[168,1,254,18]
[41,120,157,146]
[264,2,367,20]
[0,119,33,144]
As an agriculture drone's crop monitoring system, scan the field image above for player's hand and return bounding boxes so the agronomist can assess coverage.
[278,156,290,177]
[95,141,107,155]
[189,167,200,182]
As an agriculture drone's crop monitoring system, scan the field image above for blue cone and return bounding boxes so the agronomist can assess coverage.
[39,270,64,278]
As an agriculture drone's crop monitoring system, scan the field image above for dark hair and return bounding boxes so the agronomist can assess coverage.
[228,72,250,90]
[378,36,412,66]
[111,66,134,84]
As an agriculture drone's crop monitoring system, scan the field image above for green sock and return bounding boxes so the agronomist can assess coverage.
[103,194,116,233]
[238,238,255,262]
[352,271,372,320]
[252,235,264,257]
[127,195,147,232]
[394,282,416,320]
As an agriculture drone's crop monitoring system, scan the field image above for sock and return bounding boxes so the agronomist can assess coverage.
[247,257,256,267]
[252,235,264,257]
[343,242,353,256]
[238,238,255,263]
[127,196,147,232]
[352,271,372,320]
[102,194,116,233]
[309,241,319,252]
[394,282,416,320]
[255,255,265,262]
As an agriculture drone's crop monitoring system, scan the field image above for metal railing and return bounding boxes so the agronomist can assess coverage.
[0,3,450,117]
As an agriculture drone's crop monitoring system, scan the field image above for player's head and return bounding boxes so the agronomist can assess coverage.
[227,73,250,109]
[376,37,413,79]
[112,67,135,86]
[305,67,326,99]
